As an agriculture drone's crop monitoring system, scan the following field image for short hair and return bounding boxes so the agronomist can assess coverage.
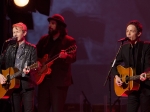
[127,20,143,33]
[12,22,27,31]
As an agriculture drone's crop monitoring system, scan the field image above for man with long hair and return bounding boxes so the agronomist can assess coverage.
[36,14,77,112]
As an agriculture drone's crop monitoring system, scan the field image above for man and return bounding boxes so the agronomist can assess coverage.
[36,14,76,112]
[0,22,37,112]
[113,20,150,112]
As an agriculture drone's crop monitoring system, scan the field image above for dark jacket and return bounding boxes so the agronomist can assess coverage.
[0,41,37,89]
[36,34,76,86]
[112,41,150,95]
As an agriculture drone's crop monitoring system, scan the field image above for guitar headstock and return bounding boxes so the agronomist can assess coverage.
[65,45,77,54]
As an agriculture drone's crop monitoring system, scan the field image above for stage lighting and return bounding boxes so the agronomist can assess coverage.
[14,0,29,7]
[7,0,51,29]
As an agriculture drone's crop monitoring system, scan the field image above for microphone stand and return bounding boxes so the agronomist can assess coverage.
[112,97,121,112]
[103,41,124,112]
[82,91,93,112]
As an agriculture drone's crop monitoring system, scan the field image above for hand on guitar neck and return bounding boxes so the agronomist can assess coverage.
[23,67,30,75]
[59,50,68,59]
[23,64,37,75]
[140,72,147,81]
[23,61,42,75]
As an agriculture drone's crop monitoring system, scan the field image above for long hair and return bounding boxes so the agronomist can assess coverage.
[57,22,68,37]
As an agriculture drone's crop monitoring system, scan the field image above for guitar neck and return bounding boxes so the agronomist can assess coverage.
[44,45,77,66]
[9,62,38,80]
[127,75,140,81]
[10,71,22,80]
[45,54,59,65]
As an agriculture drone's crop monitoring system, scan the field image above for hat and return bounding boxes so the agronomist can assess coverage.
[47,14,67,27]
[12,22,27,31]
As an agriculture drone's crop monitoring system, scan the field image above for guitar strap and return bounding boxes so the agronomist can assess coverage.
[135,41,144,75]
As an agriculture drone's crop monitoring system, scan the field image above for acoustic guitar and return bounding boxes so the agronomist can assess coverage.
[33,45,77,85]
[0,63,38,99]
[114,65,150,97]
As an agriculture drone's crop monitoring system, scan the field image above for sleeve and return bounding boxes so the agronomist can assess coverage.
[143,44,150,72]
[30,46,37,64]
[0,45,11,74]
[0,54,4,74]
[64,38,77,63]
[111,46,124,76]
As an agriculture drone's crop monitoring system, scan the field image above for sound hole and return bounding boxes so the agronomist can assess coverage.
[122,83,128,89]
[121,75,129,89]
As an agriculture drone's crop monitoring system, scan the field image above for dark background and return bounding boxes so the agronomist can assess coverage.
[1,0,150,111]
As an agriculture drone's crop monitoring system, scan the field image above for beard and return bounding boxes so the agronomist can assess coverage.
[48,28,59,37]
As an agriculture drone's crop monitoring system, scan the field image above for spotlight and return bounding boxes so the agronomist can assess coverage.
[7,0,51,29]
[14,0,29,7]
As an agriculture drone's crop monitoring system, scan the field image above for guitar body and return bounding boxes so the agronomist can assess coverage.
[114,65,140,96]
[33,45,77,85]
[33,54,53,85]
[0,67,20,99]
[34,65,52,85]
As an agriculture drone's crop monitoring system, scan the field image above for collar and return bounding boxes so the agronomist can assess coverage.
[19,41,26,48]
[130,41,140,48]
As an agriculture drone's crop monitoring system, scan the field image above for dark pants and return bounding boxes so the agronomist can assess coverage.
[37,79,69,112]
[11,88,35,112]
[127,91,150,112]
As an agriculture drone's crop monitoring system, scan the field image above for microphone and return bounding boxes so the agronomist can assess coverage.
[5,37,17,42]
[118,37,129,42]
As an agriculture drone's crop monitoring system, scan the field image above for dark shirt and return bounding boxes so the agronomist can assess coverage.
[129,43,138,68]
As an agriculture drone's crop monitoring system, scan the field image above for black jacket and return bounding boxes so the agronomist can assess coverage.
[112,41,150,95]
[0,41,37,89]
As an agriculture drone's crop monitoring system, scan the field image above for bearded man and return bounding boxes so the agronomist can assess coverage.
[36,14,77,112]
